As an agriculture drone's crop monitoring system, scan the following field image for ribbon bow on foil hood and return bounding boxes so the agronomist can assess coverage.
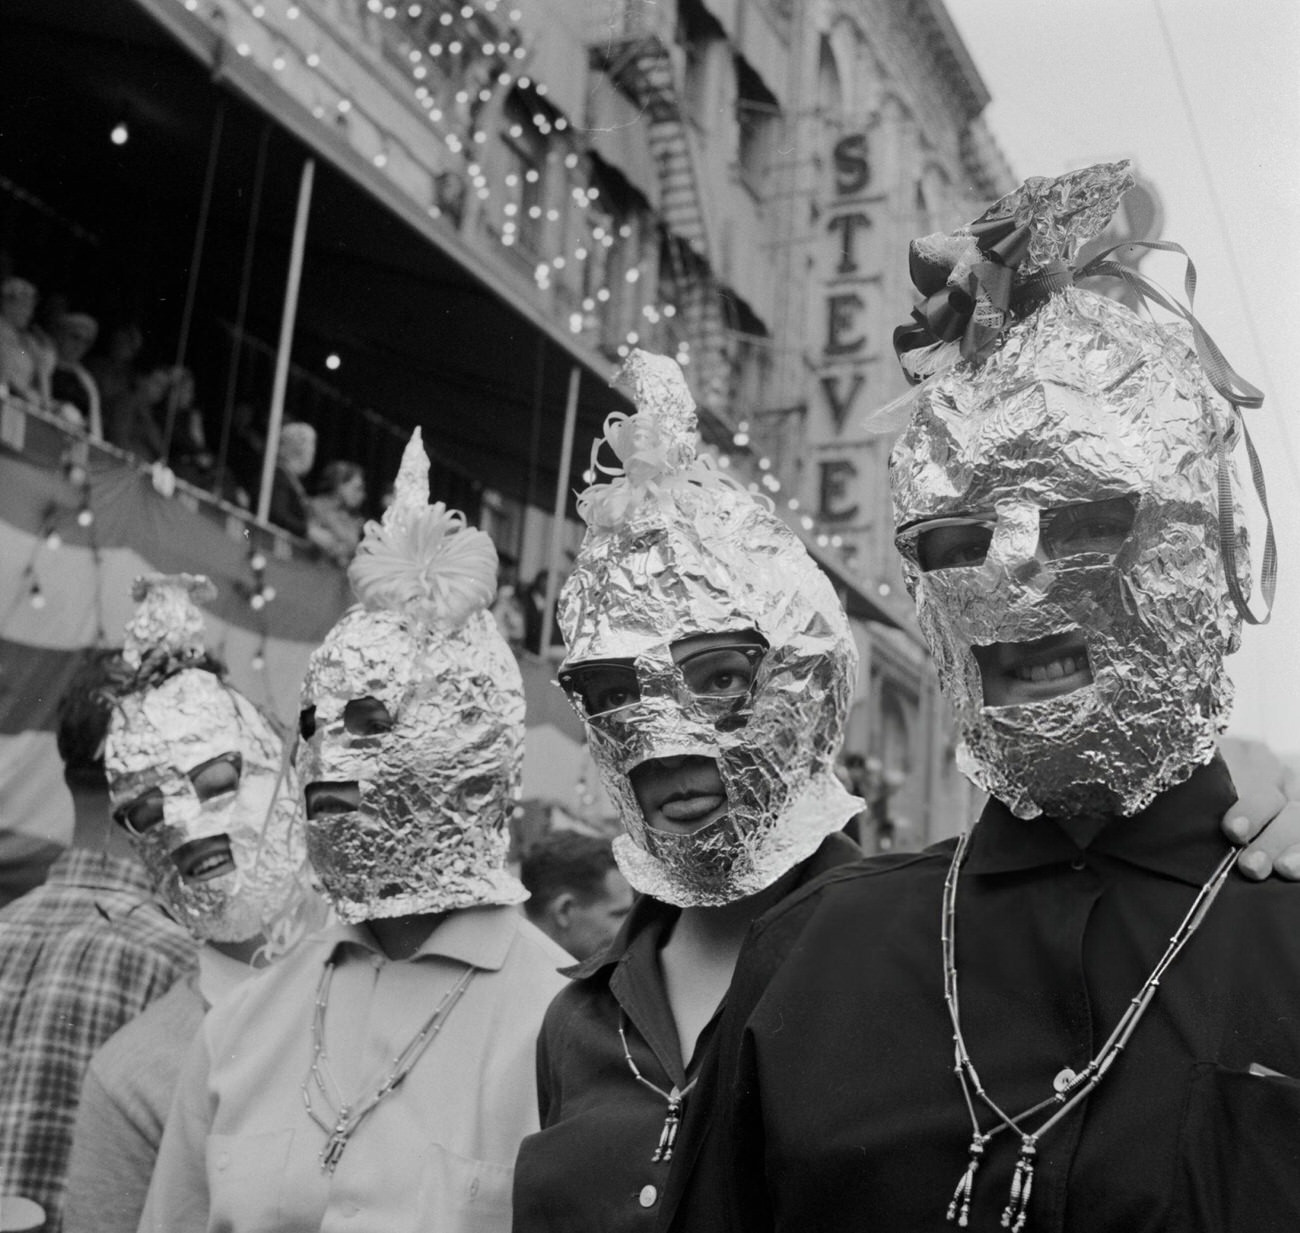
[892,214,1049,373]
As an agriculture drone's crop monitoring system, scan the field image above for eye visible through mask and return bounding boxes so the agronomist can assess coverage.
[114,751,244,836]
[560,638,766,718]
[903,496,1138,573]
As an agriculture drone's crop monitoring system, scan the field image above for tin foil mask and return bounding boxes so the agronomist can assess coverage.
[106,574,307,942]
[298,430,526,923]
[559,351,861,907]
[889,163,1261,818]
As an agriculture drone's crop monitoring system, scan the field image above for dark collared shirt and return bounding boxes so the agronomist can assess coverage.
[678,758,1300,1233]
[511,833,862,1233]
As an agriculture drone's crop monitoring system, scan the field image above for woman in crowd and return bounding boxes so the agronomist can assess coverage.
[307,459,367,566]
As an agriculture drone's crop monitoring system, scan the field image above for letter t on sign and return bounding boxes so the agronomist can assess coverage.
[820,374,865,434]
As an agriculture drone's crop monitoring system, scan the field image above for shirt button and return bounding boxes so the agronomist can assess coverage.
[371,954,386,969]
[343,1202,360,1218]
[1070,855,1087,871]
[638,1185,658,1208]
[215,1151,230,1171]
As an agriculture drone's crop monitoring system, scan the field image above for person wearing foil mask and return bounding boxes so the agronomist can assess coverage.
[0,650,197,1233]
[511,349,872,1232]
[139,430,568,1233]
[62,574,314,1233]
[678,163,1300,1233]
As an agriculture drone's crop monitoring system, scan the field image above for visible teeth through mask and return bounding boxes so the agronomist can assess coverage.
[106,574,308,943]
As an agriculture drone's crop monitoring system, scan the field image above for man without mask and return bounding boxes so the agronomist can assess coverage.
[139,431,567,1233]
[676,162,1300,1233]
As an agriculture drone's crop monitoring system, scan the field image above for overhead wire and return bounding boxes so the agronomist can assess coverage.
[1153,0,1300,491]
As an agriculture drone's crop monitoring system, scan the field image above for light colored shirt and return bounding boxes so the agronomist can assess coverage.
[139,906,569,1233]
[64,947,253,1233]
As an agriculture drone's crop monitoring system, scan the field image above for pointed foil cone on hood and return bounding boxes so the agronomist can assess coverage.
[889,161,1253,819]
[559,350,863,908]
[105,574,309,943]
[297,429,527,923]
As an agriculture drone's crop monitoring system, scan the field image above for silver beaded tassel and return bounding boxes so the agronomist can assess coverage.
[653,1093,684,1163]
[946,1133,987,1227]
[1000,1140,1037,1232]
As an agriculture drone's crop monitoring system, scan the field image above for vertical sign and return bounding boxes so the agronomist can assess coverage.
[808,128,885,569]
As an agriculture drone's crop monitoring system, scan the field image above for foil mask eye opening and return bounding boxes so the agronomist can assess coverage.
[114,787,165,837]
[188,751,243,804]
[561,633,770,722]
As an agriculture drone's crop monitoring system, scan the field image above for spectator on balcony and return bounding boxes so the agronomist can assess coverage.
[50,312,103,439]
[267,420,316,537]
[307,459,367,567]
[0,276,55,407]
[492,552,527,653]
[85,322,144,436]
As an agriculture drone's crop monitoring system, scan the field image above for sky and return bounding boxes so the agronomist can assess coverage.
[944,0,1300,756]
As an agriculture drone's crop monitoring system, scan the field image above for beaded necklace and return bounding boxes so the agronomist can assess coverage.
[302,957,476,1173]
[941,828,1240,1231]
[617,1013,699,1164]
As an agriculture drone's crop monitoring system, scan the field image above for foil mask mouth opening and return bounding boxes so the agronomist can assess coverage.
[304,780,361,819]
[172,833,236,883]
[629,753,729,834]
[972,630,1094,708]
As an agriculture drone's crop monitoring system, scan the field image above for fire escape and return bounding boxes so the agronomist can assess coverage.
[585,0,735,431]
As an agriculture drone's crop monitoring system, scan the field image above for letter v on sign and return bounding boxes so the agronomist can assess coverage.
[820,373,865,434]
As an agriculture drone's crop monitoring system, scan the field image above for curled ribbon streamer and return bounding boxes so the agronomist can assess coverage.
[576,410,760,531]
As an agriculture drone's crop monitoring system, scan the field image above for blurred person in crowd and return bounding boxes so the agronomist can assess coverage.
[509,350,1300,1233]
[0,649,196,1233]
[106,364,211,472]
[50,312,103,439]
[85,322,144,435]
[678,163,1300,1232]
[521,831,633,962]
[307,459,368,567]
[492,552,527,653]
[0,276,54,406]
[61,574,315,1233]
[140,431,567,1233]
[521,569,566,654]
[268,419,317,537]
[164,367,216,487]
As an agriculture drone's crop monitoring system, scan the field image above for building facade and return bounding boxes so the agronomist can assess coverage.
[2,0,1015,841]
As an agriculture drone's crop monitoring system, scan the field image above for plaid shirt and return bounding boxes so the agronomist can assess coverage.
[0,848,195,1233]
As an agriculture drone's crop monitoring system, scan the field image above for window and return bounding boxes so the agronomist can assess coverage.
[735,56,780,194]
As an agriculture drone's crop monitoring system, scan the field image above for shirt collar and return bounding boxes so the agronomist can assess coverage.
[50,847,154,896]
[198,944,254,1006]
[965,755,1237,888]
[561,829,865,982]
[322,905,521,972]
